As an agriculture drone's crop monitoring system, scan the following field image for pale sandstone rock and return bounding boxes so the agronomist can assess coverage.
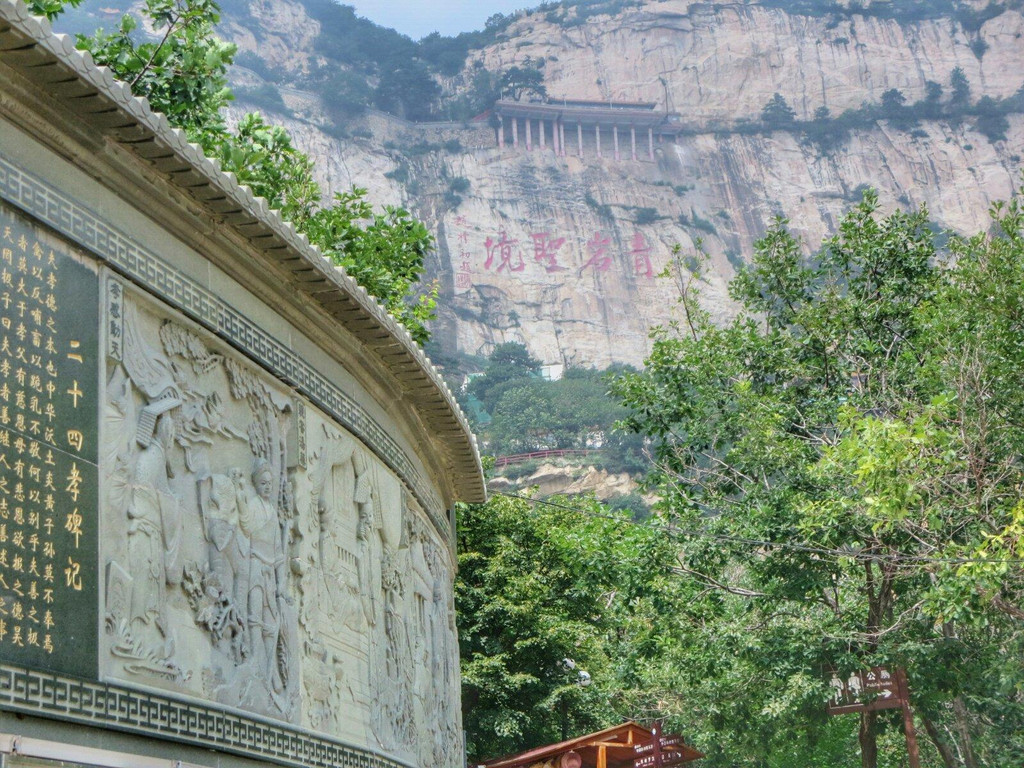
[224,0,1024,370]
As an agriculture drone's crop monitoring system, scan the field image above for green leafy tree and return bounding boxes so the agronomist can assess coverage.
[921,79,944,119]
[499,65,547,102]
[80,0,235,144]
[39,0,437,342]
[761,92,796,126]
[418,30,471,77]
[374,61,441,121]
[489,384,554,455]
[469,342,542,414]
[304,189,438,344]
[974,96,1010,143]
[612,190,1024,767]
[950,65,971,108]
[880,87,916,129]
[457,493,686,761]
[880,87,906,115]
[215,113,320,223]
[321,68,374,119]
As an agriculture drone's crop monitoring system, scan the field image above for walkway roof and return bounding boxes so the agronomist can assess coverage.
[494,100,681,131]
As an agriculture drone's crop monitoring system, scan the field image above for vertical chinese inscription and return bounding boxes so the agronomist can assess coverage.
[0,202,99,677]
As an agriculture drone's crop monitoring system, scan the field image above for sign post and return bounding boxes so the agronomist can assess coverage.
[633,723,694,768]
[897,669,922,768]
[826,667,920,768]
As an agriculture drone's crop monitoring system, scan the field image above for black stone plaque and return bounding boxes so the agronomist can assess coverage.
[0,202,99,678]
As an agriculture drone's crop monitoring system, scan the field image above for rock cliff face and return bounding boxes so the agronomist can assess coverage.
[472,1,1024,124]
[223,0,1024,370]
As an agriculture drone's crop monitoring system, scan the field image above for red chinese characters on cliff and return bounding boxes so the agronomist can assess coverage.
[581,233,612,272]
[531,233,567,273]
[453,216,473,291]
[629,232,654,278]
[474,229,660,279]
[484,232,525,273]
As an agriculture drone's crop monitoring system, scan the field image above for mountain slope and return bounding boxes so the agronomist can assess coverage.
[216,0,1024,368]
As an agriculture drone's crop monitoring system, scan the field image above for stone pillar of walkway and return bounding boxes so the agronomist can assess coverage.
[630,126,637,161]
[539,118,545,149]
[498,117,505,148]
[525,118,532,150]
[595,124,602,158]
[613,125,620,161]
[648,127,654,160]
[577,123,584,157]
[552,119,560,155]
[512,118,519,148]
[560,122,567,157]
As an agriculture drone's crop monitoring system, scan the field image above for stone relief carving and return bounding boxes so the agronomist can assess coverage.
[100,280,464,766]
[103,293,300,720]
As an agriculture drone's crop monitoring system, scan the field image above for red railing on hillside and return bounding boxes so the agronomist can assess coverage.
[493,449,597,468]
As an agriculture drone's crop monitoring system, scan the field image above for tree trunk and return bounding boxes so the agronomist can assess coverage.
[859,710,878,768]
[939,621,979,768]
[921,713,959,768]
[952,696,978,768]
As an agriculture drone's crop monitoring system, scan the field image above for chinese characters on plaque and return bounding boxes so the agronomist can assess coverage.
[0,203,99,677]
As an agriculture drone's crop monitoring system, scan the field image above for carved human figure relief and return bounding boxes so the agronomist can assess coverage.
[104,296,188,680]
[100,280,465,764]
[195,471,248,660]
[353,450,379,629]
[103,288,299,721]
[112,399,186,679]
[238,460,290,697]
[374,543,417,754]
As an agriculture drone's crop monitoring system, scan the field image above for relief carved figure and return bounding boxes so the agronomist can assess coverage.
[101,282,464,763]
[239,458,289,696]
[375,546,417,754]
[354,450,381,631]
[299,429,384,733]
[127,404,179,636]
[110,398,187,679]
[104,290,299,720]
[196,470,249,659]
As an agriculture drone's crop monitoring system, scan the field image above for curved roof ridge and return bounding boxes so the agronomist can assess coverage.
[0,0,485,503]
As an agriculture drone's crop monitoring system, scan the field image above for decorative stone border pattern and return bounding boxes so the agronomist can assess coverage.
[0,665,411,768]
[0,152,450,541]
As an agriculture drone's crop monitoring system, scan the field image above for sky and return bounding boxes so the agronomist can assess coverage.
[345,0,531,39]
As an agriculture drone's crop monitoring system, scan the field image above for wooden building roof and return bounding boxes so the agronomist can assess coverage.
[481,722,703,768]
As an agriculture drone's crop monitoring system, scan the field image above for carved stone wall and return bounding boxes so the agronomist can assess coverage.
[99,277,463,765]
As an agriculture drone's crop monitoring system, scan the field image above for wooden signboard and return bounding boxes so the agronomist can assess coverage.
[633,728,691,768]
[826,666,905,714]
[826,667,921,768]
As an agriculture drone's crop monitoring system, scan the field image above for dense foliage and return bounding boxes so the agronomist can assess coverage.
[35,0,437,342]
[456,493,686,762]
[611,190,1024,766]
[464,343,646,473]
[758,0,1020,28]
